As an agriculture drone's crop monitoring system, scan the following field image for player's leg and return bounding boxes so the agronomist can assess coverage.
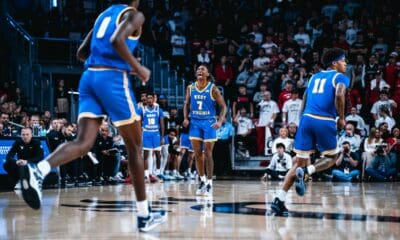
[203,141,215,196]
[143,149,150,182]
[118,122,166,230]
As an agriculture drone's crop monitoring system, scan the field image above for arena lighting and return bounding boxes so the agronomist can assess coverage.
[51,0,57,8]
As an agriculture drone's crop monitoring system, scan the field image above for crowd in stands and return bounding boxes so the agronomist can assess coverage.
[3,0,400,185]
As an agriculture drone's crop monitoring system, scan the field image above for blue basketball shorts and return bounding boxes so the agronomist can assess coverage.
[180,133,193,152]
[293,114,339,157]
[78,68,139,127]
[189,118,217,142]
[143,131,161,151]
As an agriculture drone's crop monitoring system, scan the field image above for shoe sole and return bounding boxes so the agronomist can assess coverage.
[295,167,305,196]
[139,214,167,232]
[19,165,41,210]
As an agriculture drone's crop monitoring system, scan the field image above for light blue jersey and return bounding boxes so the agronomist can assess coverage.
[189,82,216,120]
[303,70,350,118]
[85,4,140,71]
[138,105,164,132]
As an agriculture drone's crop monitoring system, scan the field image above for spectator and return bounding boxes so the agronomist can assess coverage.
[261,34,278,55]
[214,55,234,100]
[387,127,400,160]
[271,127,294,155]
[170,27,187,76]
[253,82,268,104]
[212,24,229,59]
[345,107,366,136]
[214,118,234,176]
[278,80,294,110]
[338,123,362,160]
[253,48,271,71]
[4,127,44,189]
[287,122,298,139]
[370,71,390,92]
[55,79,68,118]
[195,46,211,70]
[232,85,254,119]
[262,143,292,181]
[282,88,302,127]
[151,13,170,59]
[370,90,397,120]
[332,141,361,182]
[255,91,279,155]
[362,128,383,169]
[375,107,396,131]
[365,142,397,181]
[234,108,255,158]
[349,33,368,58]
[294,26,310,46]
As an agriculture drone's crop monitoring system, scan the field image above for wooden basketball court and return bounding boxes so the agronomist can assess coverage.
[1,181,399,239]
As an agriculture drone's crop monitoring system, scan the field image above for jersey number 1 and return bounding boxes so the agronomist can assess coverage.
[312,78,326,94]
[96,17,111,38]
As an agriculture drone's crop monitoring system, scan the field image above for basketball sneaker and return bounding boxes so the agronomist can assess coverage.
[196,181,207,195]
[270,197,288,216]
[19,163,44,210]
[137,209,167,232]
[295,167,307,196]
[204,184,212,197]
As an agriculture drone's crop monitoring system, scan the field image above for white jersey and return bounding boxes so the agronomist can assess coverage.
[257,100,280,127]
[282,99,302,126]
[236,116,254,135]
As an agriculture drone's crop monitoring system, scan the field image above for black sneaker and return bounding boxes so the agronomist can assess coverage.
[137,208,167,232]
[196,181,207,195]
[270,197,289,216]
[19,164,44,210]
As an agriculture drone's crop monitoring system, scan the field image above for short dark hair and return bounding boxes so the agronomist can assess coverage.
[342,141,350,146]
[276,142,286,149]
[321,48,346,68]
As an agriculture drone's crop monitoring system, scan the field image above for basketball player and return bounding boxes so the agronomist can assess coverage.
[138,92,164,183]
[178,125,196,179]
[18,0,167,232]
[183,65,227,196]
[271,48,349,215]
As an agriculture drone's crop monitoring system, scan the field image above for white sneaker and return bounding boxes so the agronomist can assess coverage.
[196,181,207,195]
[14,182,22,190]
[137,209,167,232]
[204,184,212,197]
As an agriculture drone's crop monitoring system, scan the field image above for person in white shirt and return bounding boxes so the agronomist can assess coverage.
[170,27,186,75]
[294,26,310,46]
[262,143,292,181]
[375,106,396,132]
[370,90,397,120]
[345,107,366,136]
[282,89,302,127]
[253,48,271,71]
[234,108,255,157]
[271,127,294,154]
[261,34,278,55]
[370,72,390,91]
[338,122,362,160]
[362,128,383,171]
[255,91,279,155]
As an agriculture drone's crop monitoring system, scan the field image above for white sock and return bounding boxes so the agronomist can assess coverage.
[276,189,287,202]
[155,169,160,175]
[37,160,51,176]
[173,169,177,175]
[187,168,191,174]
[200,175,206,183]
[144,170,149,178]
[207,179,212,186]
[136,200,149,217]
[307,165,316,175]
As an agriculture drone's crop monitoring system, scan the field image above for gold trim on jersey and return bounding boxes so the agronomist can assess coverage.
[203,138,218,142]
[293,148,316,158]
[210,84,216,101]
[189,137,204,141]
[116,6,141,40]
[88,67,126,72]
[78,112,107,121]
[303,113,335,121]
[194,81,211,93]
[113,72,140,127]
[321,148,339,156]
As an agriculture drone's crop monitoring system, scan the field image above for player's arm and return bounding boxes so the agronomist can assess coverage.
[76,29,93,62]
[335,82,347,128]
[110,10,148,80]
[300,91,307,114]
[183,86,191,127]
[212,85,227,129]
